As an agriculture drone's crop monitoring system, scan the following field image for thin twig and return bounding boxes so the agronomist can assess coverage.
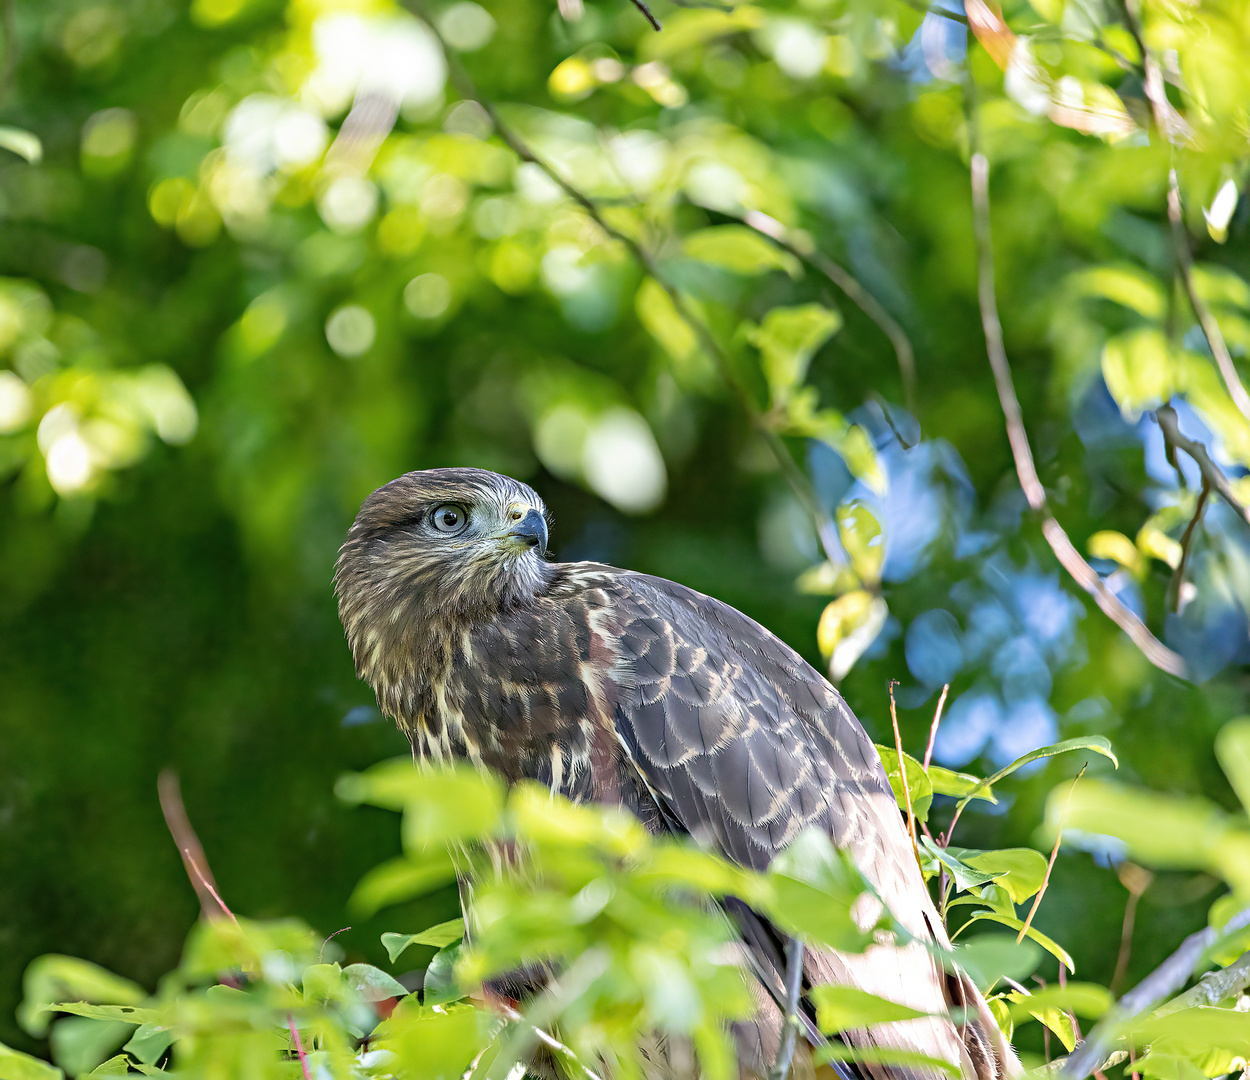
[1156,406,1250,525]
[1017,765,1084,946]
[1117,0,1189,144]
[743,210,918,415]
[158,770,239,925]
[1063,905,1250,1078]
[406,0,848,567]
[769,936,805,1080]
[628,0,663,30]
[1110,864,1152,996]
[1165,172,1250,425]
[968,151,1187,679]
[1167,481,1208,611]
[288,1014,313,1080]
[888,680,920,861]
[922,684,949,771]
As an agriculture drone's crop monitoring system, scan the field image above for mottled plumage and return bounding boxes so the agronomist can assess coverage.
[335,467,1018,1080]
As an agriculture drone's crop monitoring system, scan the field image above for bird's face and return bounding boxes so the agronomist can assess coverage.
[335,468,553,682]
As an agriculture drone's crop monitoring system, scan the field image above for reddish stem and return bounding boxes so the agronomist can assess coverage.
[288,1014,313,1080]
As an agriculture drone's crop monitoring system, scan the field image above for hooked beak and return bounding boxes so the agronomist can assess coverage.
[505,508,548,555]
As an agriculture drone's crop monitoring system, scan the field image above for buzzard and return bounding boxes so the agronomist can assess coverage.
[334,467,1017,1080]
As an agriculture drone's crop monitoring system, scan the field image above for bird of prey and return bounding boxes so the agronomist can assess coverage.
[334,467,1018,1080]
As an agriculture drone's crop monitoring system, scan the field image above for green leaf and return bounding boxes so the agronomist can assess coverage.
[341,963,409,1002]
[1050,779,1250,893]
[959,736,1117,810]
[960,913,1074,972]
[1005,982,1112,1020]
[0,127,42,164]
[1130,1006,1250,1055]
[348,854,458,918]
[1102,328,1175,417]
[45,1004,158,1025]
[683,226,800,277]
[381,919,465,963]
[876,746,934,823]
[421,944,464,1006]
[986,996,1013,1043]
[48,1019,132,1077]
[1215,717,1250,816]
[927,765,997,804]
[122,1024,173,1067]
[941,935,1041,991]
[1070,264,1167,319]
[814,1045,961,1078]
[918,837,999,892]
[765,829,881,952]
[83,1055,131,1076]
[0,1041,63,1080]
[19,957,146,1037]
[746,304,841,403]
[338,761,503,850]
[811,985,933,1034]
[954,848,1049,904]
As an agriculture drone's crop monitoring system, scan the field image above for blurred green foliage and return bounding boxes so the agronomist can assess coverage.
[4,0,1250,1070]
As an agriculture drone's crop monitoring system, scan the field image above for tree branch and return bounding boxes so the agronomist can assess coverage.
[1165,172,1250,426]
[1062,905,1250,1078]
[968,152,1187,678]
[742,210,918,415]
[158,770,239,925]
[768,936,806,1080]
[1155,405,1250,525]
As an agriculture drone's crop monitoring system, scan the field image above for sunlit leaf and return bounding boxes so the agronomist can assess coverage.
[876,745,934,823]
[0,1040,63,1080]
[1215,717,1250,817]
[939,935,1041,991]
[683,226,800,277]
[0,127,42,164]
[747,303,841,403]
[18,958,146,1038]
[919,837,999,892]
[381,919,466,963]
[960,913,1074,971]
[811,985,933,1033]
[1004,982,1111,1020]
[954,848,1048,903]
[342,963,409,1002]
[348,855,458,918]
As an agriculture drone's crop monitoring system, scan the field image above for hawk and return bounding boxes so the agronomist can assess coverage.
[334,467,1017,1080]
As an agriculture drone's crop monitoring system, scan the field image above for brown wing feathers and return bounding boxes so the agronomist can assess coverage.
[335,470,1018,1080]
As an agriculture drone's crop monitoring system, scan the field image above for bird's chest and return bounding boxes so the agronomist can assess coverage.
[416,601,627,802]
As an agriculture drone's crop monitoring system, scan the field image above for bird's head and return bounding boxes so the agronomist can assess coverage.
[334,467,553,685]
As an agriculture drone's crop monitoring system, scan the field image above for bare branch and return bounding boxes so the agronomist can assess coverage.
[768,936,806,1080]
[889,680,920,861]
[1110,864,1152,996]
[742,210,918,415]
[1018,765,1084,947]
[158,770,239,925]
[1156,405,1250,525]
[1166,172,1250,426]
[1168,481,1208,610]
[1063,904,1250,1078]
[968,153,1187,678]
[1117,0,1190,143]
[922,684,949,771]
[628,0,662,30]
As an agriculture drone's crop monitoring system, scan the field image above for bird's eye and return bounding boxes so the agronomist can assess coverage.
[430,504,468,534]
